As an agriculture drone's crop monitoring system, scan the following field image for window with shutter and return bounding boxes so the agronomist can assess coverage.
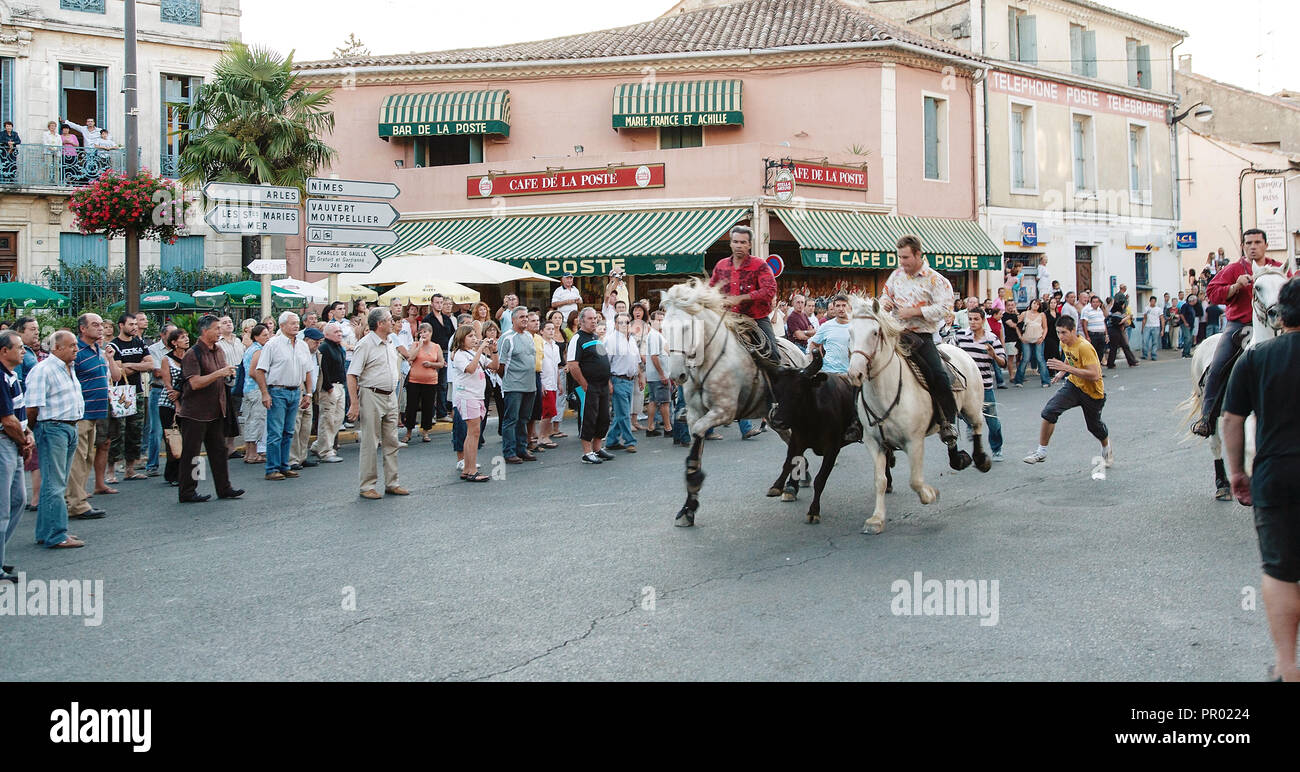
[1126,39,1140,87]
[1136,45,1152,89]
[924,97,939,180]
[1016,15,1037,65]
[1082,31,1098,78]
[1070,25,1085,76]
[1011,108,1025,189]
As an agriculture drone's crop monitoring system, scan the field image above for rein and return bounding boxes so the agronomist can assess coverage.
[668,310,728,391]
[849,323,904,447]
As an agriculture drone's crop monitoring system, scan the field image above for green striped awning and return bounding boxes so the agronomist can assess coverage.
[378,90,511,138]
[773,209,1002,272]
[376,208,748,277]
[612,80,743,129]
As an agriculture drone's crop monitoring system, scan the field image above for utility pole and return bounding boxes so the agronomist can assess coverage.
[124,0,140,314]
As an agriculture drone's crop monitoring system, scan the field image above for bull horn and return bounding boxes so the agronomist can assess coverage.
[800,351,824,378]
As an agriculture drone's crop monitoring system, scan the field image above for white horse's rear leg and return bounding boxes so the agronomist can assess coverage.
[863,444,890,534]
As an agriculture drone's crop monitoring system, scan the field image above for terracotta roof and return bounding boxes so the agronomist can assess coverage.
[296,0,974,71]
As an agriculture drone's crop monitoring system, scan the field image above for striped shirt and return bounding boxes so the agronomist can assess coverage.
[955,327,1005,390]
[74,340,110,420]
[24,354,85,421]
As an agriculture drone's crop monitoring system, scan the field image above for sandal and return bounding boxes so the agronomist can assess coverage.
[463,472,491,483]
[124,472,148,481]
[93,487,119,495]
[539,441,558,449]
[550,432,568,439]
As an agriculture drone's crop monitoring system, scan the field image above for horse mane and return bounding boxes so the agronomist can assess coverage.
[848,295,908,346]
[661,279,728,316]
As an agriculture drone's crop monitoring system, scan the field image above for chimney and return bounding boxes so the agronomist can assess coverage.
[1178,54,1193,74]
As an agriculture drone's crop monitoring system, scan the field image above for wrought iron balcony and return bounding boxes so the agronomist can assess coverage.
[60,0,106,12]
[160,152,180,179]
[0,144,126,190]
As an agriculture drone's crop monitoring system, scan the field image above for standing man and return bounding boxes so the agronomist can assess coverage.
[215,316,244,456]
[0,331,33,580]
[603,313,640,453]
[1059,291,1080,333]
[644,310,671,437]
[1023,316,1112,466]
[289,327,323,470]
[808,294,853,374]
[708,226,779,363]
[1222,275,1300,682]
[1104,297,1138,369]
[567,307,612,464]
[879,234,959,444]
[954,308,1006,461]
[1179,293,1200,358]
[551,272,582,322]
[496,294,520,333]
[1035,256,1053,305]
[525,310,547,452]
[312,322,347,463]
[1140,296,1163,361]
[1080,294,1108,354]
[497,307,537,464]
[177,315,243,503]
[144,322,175,476]
[67,314,118,521]
[423,294,456,422]
[26,331,84,549]
[106,313,152,481]
[785,294,815,352]
[1193,229,1282,437]
[59,115,99,149]
[14,317,42,501]
[239,324,270,464]
[346,308,406,499]
[253,312,309,481]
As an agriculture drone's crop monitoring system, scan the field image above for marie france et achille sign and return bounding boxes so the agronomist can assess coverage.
[468,164,665,198]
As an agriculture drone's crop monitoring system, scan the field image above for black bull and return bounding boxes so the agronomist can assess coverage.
[766,354,895,524]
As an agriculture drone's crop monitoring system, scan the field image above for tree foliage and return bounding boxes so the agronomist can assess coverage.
[332,33,370,59]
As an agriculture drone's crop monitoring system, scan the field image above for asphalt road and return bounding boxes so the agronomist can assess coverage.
[0,354,1272,681]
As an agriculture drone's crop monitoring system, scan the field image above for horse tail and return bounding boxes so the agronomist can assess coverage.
[1177,346,1210,440]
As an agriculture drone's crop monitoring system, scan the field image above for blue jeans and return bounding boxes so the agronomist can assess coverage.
[960,388,1002,454]
[144,386,162,471]
[264,386,299,474]
[1204,323,1220,340]
[1015,341,1049,385]
[0,440,24,573]
[1142,326,1160,359]
[605,377,636,447]
[33,421,76,547]
[1179,325,1194,356]
[672,384,690,443]
[501,390,534,459]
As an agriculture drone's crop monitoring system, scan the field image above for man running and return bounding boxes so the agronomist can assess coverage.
[708,226,779,363]
[1192,229,1281,437]
[879,234,958,444]
[1023,315,1112,466]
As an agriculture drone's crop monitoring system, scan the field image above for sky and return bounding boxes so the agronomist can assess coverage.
[241,0,1299,95]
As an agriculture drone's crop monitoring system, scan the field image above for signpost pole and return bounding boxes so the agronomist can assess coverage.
[123,0,140,315]
[260,234,272,321]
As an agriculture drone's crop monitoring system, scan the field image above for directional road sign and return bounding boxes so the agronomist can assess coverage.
[306,246,380,274]
[247,259,288,275]
[307,177,400,199]
[305,226,399,246]
[205,205,301,235]
[306,199,399,229]
[202,182,300,206]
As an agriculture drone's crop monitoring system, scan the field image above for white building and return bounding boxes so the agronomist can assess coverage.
[0,0,242,281]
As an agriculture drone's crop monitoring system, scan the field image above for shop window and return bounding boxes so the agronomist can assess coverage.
[414,135,483,168]
[660,126,702,150]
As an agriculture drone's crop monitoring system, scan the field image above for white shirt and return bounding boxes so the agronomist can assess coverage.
[450,349,486,401]
[604,331,640,378]
[1035,264,1053,298]
[1080,305,1106,335]
[644,328,668,381]
[1142,305,1164,328]
[256,333,308,388]
[551,285,582,319]
[90,135,118,150]
[297,343,319,394]
[388,331,411,376]
[541,340,560,391]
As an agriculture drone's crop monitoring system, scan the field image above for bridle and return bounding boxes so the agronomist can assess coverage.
[848,316,904,440]
[665,308,728,389]
[1252,268,1287,336]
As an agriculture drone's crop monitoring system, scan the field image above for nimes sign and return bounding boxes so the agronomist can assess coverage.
[304,177,400,273]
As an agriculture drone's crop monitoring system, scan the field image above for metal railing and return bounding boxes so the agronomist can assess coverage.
[0,144,126,189]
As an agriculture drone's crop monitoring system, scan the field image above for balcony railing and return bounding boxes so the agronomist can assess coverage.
[0,144,126,189]
[160,152,180,179]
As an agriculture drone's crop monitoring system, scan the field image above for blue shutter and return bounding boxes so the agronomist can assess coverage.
[95,66,107,130]
[1069,26,1083,76]
[1017,15,1037,65]
[60,233,108,268]
[1126,40,1139,87]
[160,235,204,272]
[1083,31,1098,78]
[1010,109,1024,188]
[924,97,938,180]
[1136,45,1152,89]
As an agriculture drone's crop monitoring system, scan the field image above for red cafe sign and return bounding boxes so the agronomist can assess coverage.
[790,161,868,191]
[468,163,666,198]
[988,70,1167,121]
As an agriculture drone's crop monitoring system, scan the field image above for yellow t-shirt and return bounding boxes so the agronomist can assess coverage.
[1062,337,1104,400]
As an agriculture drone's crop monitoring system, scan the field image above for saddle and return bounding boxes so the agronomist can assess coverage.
[724,313,801,370]
[897,334,967,394]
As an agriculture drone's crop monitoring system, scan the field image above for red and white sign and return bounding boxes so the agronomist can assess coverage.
[791,161,868,191]
[468,163,666,198]
[988,70,1167,121]
[766,254,785,278]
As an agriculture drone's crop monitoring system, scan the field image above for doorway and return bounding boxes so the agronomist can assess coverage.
[1074,245,1093,293]
[59,65,107,133]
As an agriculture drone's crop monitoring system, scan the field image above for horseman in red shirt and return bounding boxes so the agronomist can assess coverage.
[708,225,781,364]
[1192,228,1281,437]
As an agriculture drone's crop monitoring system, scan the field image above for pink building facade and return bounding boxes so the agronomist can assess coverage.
[293,0,1001,307]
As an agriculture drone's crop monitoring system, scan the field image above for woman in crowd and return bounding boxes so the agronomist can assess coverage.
[240,323,270,464]
[403,322,443,444]
[565,310,580,342]
[540,321,562,443]
[471,302,492,330]
[479,322,506,435]
[156,327,189,486]
[628,303,649,431]
[450,325,496,483]
[546,310,568,437]
[1001,299,1019,381]
[1015,298,1050,387]
[1043,295,1061,363]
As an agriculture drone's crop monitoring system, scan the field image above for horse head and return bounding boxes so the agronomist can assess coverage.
[1252,267,1289,334]
[846,296,902,386]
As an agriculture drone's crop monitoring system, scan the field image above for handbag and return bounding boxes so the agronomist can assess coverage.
[163,425,182,457]
[109,378,138,418]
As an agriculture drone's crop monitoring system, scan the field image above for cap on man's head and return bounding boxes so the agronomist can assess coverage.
[562,271,574,278]
[302,327,325,341]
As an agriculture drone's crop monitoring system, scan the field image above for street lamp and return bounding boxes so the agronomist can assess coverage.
[1170,101,1213,125]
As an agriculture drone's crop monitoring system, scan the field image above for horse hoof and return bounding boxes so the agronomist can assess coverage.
[1215,487,1233,502]
[781,491,796,502]
[766,487,782,497]
[948,450,972,471]
[885,483,894,494]
[674,508,695,527]
[861,518,884,534]
[807,512,820,524]
[974,455,992,473]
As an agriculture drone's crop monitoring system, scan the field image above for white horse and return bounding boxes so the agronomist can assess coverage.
[845,296,991,534]
[1183,266,1289,499]
[661,280,807,527]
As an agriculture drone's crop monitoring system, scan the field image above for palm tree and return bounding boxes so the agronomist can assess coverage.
[177,42,337,191]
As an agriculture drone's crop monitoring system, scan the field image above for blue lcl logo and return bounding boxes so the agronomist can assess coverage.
[1176,231,1197,249]
[1020,222,1038,247]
